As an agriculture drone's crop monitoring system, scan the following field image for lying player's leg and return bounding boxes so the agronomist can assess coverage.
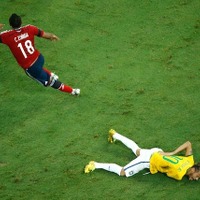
[84,161,123,176]
[123,148,163,177]
[123,156,149,177]
[108,129,141,156]
[84,158,146,177]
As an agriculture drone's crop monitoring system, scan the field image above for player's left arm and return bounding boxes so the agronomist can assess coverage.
[0,24,4,31]
[41,31,60,41]
[160,141,193,156]
[0,24,5,43]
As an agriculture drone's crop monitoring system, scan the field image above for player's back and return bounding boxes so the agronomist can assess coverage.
[150,152,194,180]
[0,25,41,69]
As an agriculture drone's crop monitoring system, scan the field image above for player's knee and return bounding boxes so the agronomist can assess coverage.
[136,149,141,156]
[50,80,62,89]
[120,168,126,176]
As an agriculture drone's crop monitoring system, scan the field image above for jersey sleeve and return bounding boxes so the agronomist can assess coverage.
[29,25,44,37]
[0,30,8,44]
[38,29,44,37]
[0,31,6,43]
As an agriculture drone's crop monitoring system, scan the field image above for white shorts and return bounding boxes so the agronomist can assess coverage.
[124,148,162,177]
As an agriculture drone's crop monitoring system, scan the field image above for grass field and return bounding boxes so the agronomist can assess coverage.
[0,0,200,199]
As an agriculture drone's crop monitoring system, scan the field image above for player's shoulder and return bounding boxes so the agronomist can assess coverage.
[150,152,161,161]
[0,29,12,35]
[0,29,16,42]
[22,24,36,29]
[22,25,40,34]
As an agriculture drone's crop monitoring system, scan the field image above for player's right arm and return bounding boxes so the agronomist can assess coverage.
[160,141,192,156]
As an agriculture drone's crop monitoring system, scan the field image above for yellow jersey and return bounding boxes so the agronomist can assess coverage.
[150,152,194,180]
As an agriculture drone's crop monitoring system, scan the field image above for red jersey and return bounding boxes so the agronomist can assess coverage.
[0,25,44,69]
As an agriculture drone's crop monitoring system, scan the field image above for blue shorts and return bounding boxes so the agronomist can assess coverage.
[25,54,50,86]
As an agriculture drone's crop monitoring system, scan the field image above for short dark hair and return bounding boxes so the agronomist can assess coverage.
[9,13,22,28]
[193,162,200,172]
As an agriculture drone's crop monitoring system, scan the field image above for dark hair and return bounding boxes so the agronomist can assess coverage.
[193,163,200,172]
[9,13,22,28]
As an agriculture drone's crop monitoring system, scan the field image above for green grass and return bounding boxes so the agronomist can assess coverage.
[0,0,200,199]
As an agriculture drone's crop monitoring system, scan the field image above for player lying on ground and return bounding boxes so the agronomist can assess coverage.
[85,129,200,181]
[0,14,80,96]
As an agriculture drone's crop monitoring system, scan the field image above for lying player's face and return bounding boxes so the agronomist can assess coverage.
[188,171,200,181]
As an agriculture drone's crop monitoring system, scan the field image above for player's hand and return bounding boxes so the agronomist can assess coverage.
[51,34,60,41]
[42,32,60,41]
[0,24,5,30]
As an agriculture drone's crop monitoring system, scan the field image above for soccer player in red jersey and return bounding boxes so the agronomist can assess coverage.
[0,14,80,96]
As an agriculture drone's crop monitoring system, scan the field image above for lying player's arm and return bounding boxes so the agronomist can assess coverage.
[42,32,60,41]
[160,141,192,156]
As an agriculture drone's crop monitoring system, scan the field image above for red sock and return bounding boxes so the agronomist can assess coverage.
[43,68,52,76]
[58,83,73,93]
